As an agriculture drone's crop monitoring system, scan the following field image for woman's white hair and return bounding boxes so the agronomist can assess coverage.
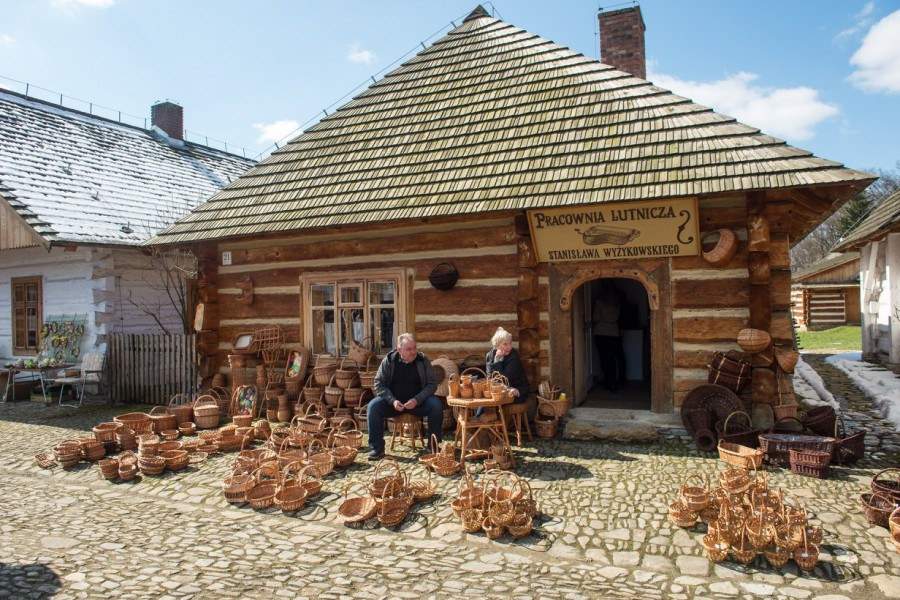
[491,327,512,347]
[397,333,416,347]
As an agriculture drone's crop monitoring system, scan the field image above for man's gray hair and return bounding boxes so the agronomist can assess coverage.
[397,333,416,347]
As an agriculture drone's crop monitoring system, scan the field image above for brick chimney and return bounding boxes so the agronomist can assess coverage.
[151,101,184,141]
[597,5,646,80]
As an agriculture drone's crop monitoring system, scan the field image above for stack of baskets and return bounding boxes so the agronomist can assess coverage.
[452,467,536,539]
[535,379,566,439]
[863,469,900,529]
[669,468,822,570]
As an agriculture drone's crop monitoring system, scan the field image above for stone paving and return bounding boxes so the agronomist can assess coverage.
[1,354,900,599]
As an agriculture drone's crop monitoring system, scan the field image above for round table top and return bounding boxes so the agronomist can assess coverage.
[447,395,512,409]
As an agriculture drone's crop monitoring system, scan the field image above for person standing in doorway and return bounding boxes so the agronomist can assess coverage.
[593,282,624,393]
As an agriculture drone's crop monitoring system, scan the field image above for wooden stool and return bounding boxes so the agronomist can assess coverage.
[502,403,532,446]
[389,413,423,451]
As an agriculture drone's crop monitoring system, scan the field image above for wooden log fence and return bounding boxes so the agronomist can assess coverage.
[108,333,198,405]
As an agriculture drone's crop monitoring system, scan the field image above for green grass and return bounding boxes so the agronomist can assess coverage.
[796,325,861,352]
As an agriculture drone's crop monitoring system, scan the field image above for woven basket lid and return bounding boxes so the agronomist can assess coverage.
[430,356,459,397]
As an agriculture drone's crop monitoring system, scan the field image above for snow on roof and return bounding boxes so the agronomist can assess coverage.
[0,89,255,246]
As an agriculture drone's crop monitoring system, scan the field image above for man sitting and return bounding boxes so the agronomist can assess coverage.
[366,333,441,461]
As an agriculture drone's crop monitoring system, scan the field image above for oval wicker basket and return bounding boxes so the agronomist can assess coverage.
[114,412,152,434]
[701,228,738,267]
[737,328,772,354]
[428,262,459,290]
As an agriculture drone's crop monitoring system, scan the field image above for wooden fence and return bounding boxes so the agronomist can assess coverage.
[108,333,198,405]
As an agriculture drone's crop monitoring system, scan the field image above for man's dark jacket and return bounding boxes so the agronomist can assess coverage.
[374,350,437,404]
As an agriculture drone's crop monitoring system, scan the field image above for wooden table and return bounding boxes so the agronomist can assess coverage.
[448,395,516,468]
[1,365,72,405]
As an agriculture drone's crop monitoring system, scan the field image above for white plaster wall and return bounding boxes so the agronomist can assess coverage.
[104,248,187,336]
[0,246,97,358]
[0,245,189,359]
[887,232,899,365]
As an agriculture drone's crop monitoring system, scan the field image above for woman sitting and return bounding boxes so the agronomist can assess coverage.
[485,327,529,404]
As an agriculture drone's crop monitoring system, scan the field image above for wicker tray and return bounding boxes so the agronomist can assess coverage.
[680,384,744,437]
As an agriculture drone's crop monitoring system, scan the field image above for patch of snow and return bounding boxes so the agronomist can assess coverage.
[794,356,839,409]
[826,353,900,432]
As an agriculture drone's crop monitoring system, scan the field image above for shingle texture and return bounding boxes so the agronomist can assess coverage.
[0,90,254,246]
[150,12,873,244]
[833,189,900,251]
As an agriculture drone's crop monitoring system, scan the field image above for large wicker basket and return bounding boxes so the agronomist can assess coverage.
[192,395,220,429]
[737,328,772,354]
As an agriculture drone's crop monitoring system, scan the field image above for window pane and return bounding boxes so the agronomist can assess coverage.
[26,283,37,303]
[26,307,38,347]
[311,284,335,307]
[13,284,24,303]
[369,281,394,305]
[340,285,362,305]
[370,307,395,355]
[311,308,336,355]
[340,308,365,355]
[13,308,25,349]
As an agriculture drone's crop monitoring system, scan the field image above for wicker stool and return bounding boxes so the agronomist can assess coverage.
[389,413,423,451]
[502,403,532,446]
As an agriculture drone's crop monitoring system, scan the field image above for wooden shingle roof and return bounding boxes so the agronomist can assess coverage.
[149,10,874,245]
[833,189,900,251]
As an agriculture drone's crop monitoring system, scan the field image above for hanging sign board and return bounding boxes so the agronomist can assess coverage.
[526,198,700,263]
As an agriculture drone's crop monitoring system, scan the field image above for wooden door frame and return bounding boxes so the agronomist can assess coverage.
[549,259,673,413]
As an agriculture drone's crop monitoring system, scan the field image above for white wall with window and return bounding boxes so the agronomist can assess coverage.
[301,269,408,359]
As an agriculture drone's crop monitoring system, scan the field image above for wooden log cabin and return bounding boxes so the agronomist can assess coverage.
[148,6,874,414]
[791,253,861,331]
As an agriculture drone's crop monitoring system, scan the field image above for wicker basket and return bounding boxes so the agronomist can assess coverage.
[369,457,406,499]
[179,422,197,436]
[871,469,900,504]
[338,483,378,523]
[167,393,194,426]
[717,440,763,470]
[833,417,865,465]
[114,412,152,434]
[98,458,119,480]
[324,374,344,408]
[160,449,189,471]
[358,356,379,390]
[192,395,220,429]
[534,402,559,439]
[222,471,253,503]
[679,474,711,511]
[759,431,835,468]
[334,358,360,389]
[92,422,123,443]
[378,479,412,527]
[118,462,138,482]
[245,469,278,509]
[274,462,309,512]
[701,228,738,267]
[668,500,697,528]
[138,455,166,475]
[148,406,177,433]
[312,354,338,386]
[802,405,836,437]
[702,530,730,562]
[428,261,459,290]
[861,492,895,527]
[792,529,819,571]
[717,411,762,448]
[737,328,772,354]
[773,347,799,374]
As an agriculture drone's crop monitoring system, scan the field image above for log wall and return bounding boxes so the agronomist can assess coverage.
[202,214,551,389]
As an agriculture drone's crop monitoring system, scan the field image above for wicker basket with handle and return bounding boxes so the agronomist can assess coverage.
[334,358,360,389]
[274,461,309,512]
[148,406,177,433]
[192,395,220,429]
[339,481,378,523]
[167,393,193,426]
[347,337,376,367]
[312,354,338,386]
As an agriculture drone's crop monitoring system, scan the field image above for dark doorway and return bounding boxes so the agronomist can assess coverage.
[580,277,651,410]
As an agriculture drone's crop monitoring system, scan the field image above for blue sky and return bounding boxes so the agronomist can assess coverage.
[1,0,899,174]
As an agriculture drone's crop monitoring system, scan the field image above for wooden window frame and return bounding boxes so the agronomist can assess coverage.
[300,268,410,358]
[11,276,42,355]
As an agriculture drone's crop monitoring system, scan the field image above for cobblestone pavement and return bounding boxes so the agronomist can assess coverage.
[2,355,900,599]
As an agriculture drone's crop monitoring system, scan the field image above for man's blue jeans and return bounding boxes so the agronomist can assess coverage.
[366,395,443,453]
